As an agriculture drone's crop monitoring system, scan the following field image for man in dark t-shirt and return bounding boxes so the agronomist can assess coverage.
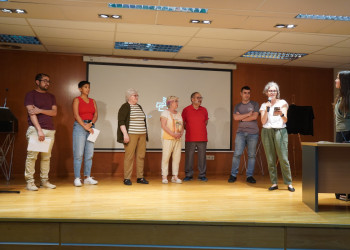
[24,73,57,191]
[228,86,259,184]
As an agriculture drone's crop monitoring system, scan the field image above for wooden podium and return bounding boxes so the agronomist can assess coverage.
[302,142,350,212]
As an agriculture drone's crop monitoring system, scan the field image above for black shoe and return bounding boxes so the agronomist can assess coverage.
[137,178,149,184]
[183,176,193,182]
[288,186,295,192]
[124,179,132,185]
[228,175,237,183]
[197,176,208,182]
[246,176,256,184]
[268,185,278,191]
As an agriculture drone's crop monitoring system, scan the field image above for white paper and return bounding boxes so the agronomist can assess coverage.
[87,128,100,143]
[27,135,51,153]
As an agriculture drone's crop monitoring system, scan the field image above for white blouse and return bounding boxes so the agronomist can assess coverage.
[260,99,288,129]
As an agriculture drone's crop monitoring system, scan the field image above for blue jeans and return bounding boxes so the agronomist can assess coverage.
[73,121,95,178]
[231,132,259,177]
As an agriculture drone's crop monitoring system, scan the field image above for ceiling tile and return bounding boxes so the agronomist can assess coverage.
[40,37,113,49]
[187,38,260,50]
[0,17,28,25]
[46,45,113,55]
[195,28,277,41]
[0,24,35,36]
[116,23,199,36]
[28,19,115,31]
[253,42,323,53]
[267,32,348,46]
[114,33,191,45]
[32,27,114,41]
[314,47,350,57]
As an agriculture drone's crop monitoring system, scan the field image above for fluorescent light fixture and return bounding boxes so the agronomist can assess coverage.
[108,3,208,13]
[296,13,350,21]
[0,34,41,45]
[0,0,9,1]
[114,42,182,53]
[241,50,307,60]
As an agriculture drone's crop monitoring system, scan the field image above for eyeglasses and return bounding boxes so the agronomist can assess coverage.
[132,94,139,97]
[196,97,203,100]
[268,90,278,93]
[40,79,51,84]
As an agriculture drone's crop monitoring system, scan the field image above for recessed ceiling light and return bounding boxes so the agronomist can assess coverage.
[190,20,200,23]
[202,20,211,24]
[1,8,13,13]
[274,24,286,28]
[98,14,109,18]
[15,9,26,14]
[286,24,296,29]
[241,50,307,60]
[111,15,121,19]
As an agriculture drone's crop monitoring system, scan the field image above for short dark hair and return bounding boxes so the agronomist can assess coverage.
[35,73,49,81]
[191,92,199,100]
[241,86,250,92]
[78,81,90,88]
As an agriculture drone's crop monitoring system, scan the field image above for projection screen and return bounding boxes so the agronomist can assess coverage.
[87,63,232,151]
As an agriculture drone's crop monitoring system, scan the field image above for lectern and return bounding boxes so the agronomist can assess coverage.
[0,107,20,193]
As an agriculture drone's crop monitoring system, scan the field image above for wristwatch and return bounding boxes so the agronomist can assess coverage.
[91,122,95,126]
[280,114,285,117]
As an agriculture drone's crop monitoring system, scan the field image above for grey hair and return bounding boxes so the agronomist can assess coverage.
[125,88,138,102]
[263,81,280,99]
[166,96,179,108]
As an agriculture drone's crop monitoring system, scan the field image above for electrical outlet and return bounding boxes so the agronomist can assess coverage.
[206,155,215,160]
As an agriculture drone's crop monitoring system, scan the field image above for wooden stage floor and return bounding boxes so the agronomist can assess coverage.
[1,174,349,224]
[1,175,350,250]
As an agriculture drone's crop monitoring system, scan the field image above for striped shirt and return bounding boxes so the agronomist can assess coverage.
[129,104,147,134]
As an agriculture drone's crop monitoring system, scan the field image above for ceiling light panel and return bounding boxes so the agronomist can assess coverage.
[0,34,40,44]
[241,50,308,60]
[114,42,182,52]
[108,3,208,13]
[296,14,350,21]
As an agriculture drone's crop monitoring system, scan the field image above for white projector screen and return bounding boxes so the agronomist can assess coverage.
[87,63,232,151]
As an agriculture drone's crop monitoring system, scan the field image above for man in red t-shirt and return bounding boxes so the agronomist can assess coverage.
[24,73,57,191]
[181,92,209,182]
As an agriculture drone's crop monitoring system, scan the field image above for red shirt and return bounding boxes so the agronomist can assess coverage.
[182,105,208,142]
[78,97,95,120]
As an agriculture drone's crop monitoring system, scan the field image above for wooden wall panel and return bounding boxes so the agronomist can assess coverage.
[0,50,334,180]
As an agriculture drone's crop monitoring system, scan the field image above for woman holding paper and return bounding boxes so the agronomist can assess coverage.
[259,81,295,192]
[72,81,98,187]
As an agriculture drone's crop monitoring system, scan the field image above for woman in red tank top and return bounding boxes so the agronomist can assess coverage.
[72,81,98,187]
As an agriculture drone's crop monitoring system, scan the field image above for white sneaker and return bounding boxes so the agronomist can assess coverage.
[26,182,38,191]
[171,177,182,184]
[40,180,56,189]
[84,177,98,185]
[162,178,168,184]
[74,178,82,187]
